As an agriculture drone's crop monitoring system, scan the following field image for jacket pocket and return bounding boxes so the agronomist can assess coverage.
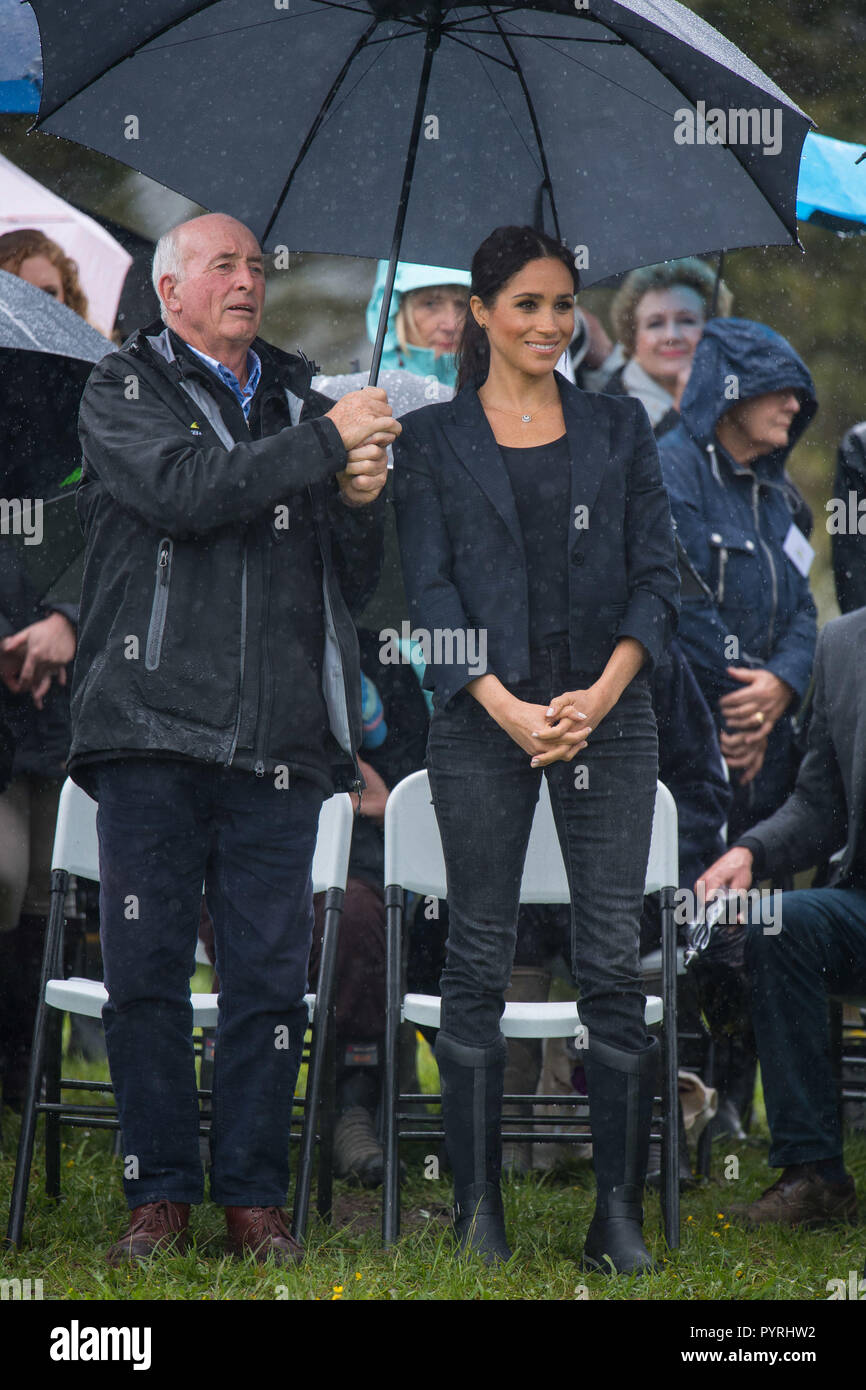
[145,538,172,671]
[707,529,757,607]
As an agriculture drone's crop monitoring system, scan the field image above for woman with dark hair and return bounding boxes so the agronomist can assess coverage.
[393,226,679,1273]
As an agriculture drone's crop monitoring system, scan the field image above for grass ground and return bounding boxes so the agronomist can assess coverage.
[2,1024,864,1303]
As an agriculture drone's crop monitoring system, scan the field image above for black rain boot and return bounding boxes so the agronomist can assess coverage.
[582,1033,660,1276]
[435,1031,513,1265]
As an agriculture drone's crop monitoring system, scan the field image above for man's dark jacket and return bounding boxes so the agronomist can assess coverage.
[393,373,680,707]
[737,608,866,889]
[832,421,866,614]
[69,321,384,795]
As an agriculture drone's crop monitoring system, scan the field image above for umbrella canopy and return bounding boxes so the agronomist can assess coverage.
[0,265,116,359]
[28,0,811,289]
[0,0,41,112]
[797,130,866,234]
[0,152,133,336]
[0,271,114,619]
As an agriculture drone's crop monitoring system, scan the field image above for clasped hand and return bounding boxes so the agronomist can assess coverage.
[501,684,612,767]
[718,667,794,786]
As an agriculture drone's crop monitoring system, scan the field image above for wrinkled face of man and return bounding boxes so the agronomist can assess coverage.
[163,216,265,360]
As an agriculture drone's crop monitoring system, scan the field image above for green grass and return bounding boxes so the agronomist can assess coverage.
[2,1026,864,1302]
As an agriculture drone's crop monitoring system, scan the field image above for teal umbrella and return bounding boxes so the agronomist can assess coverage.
[796,131,866,234]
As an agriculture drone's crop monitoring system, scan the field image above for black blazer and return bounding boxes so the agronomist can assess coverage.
[737,608,866,888]
[393,373,680,707]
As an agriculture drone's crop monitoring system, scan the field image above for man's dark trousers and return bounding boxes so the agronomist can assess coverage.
[745,887,866,1166]
[90,758,324,1208]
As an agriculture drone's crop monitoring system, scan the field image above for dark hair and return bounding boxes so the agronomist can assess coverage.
[455,226,580,393]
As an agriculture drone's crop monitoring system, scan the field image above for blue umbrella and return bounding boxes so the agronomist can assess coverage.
[27,0,813,380]
[797,130,866,234]
[0,0,41,112]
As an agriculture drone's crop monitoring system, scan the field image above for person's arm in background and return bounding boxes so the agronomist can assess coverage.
[652,643,731,887]
[697,625,846,895]
[832,422,866,614]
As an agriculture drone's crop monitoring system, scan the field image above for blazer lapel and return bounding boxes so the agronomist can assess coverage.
[442,385,524,553]
[441,376,610,556]
[559,379,610,556]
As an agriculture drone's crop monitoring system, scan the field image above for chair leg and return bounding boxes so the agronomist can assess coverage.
[5,873,68,1250]
[382,884,404,1247]
[660,886,680,1250]
[315,998,337,1225]
[44,1009,63,1199]
[292,888,343,1243]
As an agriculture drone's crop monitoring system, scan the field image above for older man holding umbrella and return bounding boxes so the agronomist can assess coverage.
[68,211,397,1265]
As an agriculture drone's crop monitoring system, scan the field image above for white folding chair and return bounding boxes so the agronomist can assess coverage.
[382,770,680,1249]
[5,778,353,1250]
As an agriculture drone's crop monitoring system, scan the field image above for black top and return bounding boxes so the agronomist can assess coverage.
[499,434,571,648]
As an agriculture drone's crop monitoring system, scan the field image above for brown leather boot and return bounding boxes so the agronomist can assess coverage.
[105,1201,190,1265]
[224,1206,304,1265]
[733,1165,858,1229]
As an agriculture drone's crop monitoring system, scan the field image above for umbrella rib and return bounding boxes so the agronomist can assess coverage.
[440,32,516,71]
[486,7,560,238]
[144,6,367,49]
[501,18,679,122]
[34,0,227,122]
[261,16,381,245]
[460,37,542,178]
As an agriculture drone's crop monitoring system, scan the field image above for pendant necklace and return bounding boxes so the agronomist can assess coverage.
[484,400,560,425]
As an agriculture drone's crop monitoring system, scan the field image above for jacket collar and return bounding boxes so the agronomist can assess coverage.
[442,372,609,551]
[130,319,316,401]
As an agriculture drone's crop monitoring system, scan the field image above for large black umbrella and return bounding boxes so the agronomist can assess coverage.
[27,0,811,379]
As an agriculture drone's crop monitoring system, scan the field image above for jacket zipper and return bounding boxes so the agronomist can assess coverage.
[716,547,728,605]
[751,476,778,657]
[144,538,173,671]
[226,545,248,766]
[253,545,273,779]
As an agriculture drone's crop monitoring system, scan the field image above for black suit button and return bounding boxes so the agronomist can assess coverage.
[571,552,585,566]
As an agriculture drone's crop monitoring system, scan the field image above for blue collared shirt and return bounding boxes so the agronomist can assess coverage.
[186,344,262,420]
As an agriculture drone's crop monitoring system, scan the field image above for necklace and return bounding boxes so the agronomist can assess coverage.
[483,399,560,424]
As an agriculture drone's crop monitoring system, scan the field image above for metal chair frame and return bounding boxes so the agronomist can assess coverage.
[5,779,353,1250]
[381,771,680,1250]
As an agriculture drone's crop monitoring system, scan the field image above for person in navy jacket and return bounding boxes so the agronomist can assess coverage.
[393,226,679,1275]
[657,318,818,844]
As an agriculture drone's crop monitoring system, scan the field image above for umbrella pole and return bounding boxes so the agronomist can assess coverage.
[710,251,725,316]
[368,23,442,387]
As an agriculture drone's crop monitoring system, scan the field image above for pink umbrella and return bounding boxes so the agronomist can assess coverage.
[0,151,131,336]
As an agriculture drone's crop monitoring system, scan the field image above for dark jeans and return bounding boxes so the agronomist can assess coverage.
[744,886,866,1166]
[427,642,658,1050]
[91,758,323,1208]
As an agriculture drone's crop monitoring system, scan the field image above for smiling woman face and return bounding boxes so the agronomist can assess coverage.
[474,257,575,381]
[632,285,705,389]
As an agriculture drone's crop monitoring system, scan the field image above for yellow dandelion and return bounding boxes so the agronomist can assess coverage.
[711,1231,720,1238]
[736,1270,743,1278]
[333,1284,344,1293]
[355,1272,362,1281]
[686,1214,694,1223]
[332,1293,342,1301]
[716,1212,724,1220]
[66,1159,74,1168]
[723,1223,731,1229]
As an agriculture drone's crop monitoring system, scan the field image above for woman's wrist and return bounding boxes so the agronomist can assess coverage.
[466,673,516,724]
